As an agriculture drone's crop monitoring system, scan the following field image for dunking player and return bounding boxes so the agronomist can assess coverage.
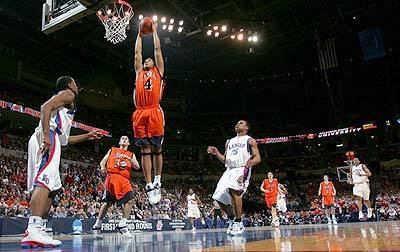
[187,189,202,232]
[318,175,337,224]
[22,76,102,248]
[207,120,261,235]
[133,20,165,205]
[92,136,140,238]
[260,172,280,227]
[349,158,373,219]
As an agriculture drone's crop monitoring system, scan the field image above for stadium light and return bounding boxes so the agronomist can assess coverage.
[97,10,102,15]
[106,9,112,15]
[179,20,184,26]
[237,33,243,40]
[152,15,158,21]
[169,18,175,24]
[168,25,174,31]
[138,14,143,20]
[178,27,183,33]
[221,25,227,32]
[248,36,253,42]
[230,34,235,39]
[214,32,220,37]
[161,17,167,23]
[213,26,218,31]
[162,24,167,30]
[252,35,258,42]
[207,30,212,36]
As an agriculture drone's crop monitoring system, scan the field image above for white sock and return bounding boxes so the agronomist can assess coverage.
[28,216,43,230]
[154,175,161,185]
[119,218,127,227]
[327,216,332,221]
[146,183,154,190]
[94,218,103,228]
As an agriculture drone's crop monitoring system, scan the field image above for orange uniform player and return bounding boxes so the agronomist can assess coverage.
[261,172,280,227]
[318,175,337,224]
[92,136,140,238]
[133,20,165,205]
[132,66,165,144]
[320,181,335,206]
[105,147,134,201]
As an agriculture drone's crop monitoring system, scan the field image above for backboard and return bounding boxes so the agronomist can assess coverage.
[41,0,113,34]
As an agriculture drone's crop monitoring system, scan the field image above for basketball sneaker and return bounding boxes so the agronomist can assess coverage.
[226,220,233,235]
[146,187,161,205]
[332,217,338,225]
[358,211,364,220]
[153,181,162,204]
[116,226,132,238]
[230,222,244,236]
[191,227,196,233]
[92,226,103,239]
[21,227,61,249]
[367,208,373,219]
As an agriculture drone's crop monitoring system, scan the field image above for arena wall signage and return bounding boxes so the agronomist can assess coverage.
[0,218,191,236]
[0,99,111,137]
[257,124,375,145]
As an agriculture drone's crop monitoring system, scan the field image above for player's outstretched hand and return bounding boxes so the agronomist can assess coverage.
[87,130,102,140]
[207,146,219,155]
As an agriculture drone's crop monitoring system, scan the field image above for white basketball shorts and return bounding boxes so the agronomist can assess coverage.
[353,182,370,200]
[187,207,201,219]
[277,198,287,213]
[212,167,252,206]
[27,129,62,192]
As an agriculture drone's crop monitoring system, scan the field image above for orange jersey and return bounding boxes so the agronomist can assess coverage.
[106,147,133,179]
[134,67,165,109]
[263,178,279,197]
[320,181,335,197]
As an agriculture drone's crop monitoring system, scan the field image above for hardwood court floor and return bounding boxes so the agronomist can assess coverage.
[0,221,399,251]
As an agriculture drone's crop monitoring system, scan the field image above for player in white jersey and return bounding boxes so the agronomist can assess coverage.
[276,183,288,214]
[21,76,102,249]
[349,158,373,219]
[187,189,201,232]
[207,120,261,236]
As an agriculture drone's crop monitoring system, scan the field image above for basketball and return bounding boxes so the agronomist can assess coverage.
[140,17,153,35]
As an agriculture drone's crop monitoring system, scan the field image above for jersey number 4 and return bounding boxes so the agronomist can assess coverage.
[144,80,153,91]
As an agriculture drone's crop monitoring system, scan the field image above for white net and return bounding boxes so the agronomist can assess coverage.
[97,1,134,44]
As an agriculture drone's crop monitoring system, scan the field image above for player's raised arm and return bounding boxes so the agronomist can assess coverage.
[134,31,143,73]
[40,90,75,153]
[245,138,261,168]
[152,22,164,76]
[362,164,372,177]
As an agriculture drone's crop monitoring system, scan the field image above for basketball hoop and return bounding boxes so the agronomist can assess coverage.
[96,0,134,44]
[337,151,356,182]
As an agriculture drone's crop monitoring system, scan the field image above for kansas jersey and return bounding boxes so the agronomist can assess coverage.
[187,194,198,209]
[225,135,252,169]
[134,66,165,109]
[35,105,75,146]
[352,164,369,184]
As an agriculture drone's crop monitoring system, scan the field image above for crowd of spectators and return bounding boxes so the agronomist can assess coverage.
[1,148,399,227]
